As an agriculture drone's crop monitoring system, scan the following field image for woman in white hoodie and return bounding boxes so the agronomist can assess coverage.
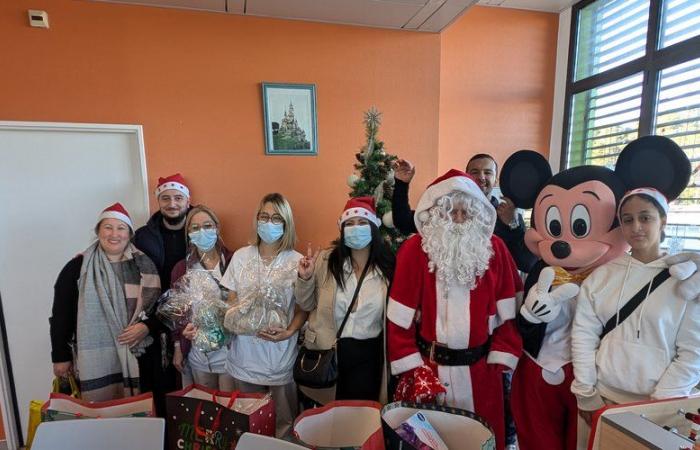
[571,188,700,425]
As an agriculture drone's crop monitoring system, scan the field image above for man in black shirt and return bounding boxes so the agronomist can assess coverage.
[133,173,191,417]
[134,173,190,287]
[391,155,537,274]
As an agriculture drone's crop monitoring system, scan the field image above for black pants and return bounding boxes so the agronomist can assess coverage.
[335,335,383,401]
[138,331,177,418]
[503,371,516,446]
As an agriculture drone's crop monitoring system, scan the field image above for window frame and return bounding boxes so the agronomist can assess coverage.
[561,0,700,171]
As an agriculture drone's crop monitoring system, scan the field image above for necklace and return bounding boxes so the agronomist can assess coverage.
[257,249,280,286]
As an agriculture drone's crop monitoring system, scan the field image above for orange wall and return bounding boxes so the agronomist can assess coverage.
[0,1,556,249]
[438,6,558,174]
[0,0,440,248]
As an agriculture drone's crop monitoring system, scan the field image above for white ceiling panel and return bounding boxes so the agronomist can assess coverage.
[419,0,478,32]
[88,0,502,31]
[226,0,245,14]
[478,0,576,12]
[244,0,428,29]
[403,0,447,29]
[92,0,227,12]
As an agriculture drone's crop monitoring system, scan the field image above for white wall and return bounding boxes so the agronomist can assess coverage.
[0,122,149,445]
[549,7,572,172]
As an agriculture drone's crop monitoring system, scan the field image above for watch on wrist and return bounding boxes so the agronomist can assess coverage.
[508,217,520,230]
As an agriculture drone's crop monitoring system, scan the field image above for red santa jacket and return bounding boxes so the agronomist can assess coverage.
[387,234,523,374]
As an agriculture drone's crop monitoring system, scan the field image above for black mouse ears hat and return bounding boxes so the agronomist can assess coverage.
[615,135,691,202]
[499,150,552,209]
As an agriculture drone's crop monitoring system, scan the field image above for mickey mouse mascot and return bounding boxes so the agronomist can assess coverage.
[499,135,692,450]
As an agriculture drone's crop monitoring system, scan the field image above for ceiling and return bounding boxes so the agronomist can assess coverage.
[91,0,577,32]
[477,0,576,12]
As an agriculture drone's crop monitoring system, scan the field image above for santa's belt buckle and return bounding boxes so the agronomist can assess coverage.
[429,341,438,364]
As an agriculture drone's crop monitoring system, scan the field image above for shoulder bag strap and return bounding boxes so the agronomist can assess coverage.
[336,261,371,340]
[600,268,671,340]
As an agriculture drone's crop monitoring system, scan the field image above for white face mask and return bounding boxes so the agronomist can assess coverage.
[257,222,284,244]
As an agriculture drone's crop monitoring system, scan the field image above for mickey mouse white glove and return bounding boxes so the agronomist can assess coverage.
[665,252,700,301]
[520,267,580,324]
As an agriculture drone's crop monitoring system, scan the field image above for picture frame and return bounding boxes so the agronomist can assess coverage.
[262,82,318,155]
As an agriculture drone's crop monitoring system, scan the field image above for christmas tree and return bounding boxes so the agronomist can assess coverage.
[347,107,407,251]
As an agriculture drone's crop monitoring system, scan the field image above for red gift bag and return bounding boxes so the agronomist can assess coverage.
[293,400,384,450]
[41,392,155,421]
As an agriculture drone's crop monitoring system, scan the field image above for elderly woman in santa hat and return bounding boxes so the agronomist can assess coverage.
[295,196,395,403]
[50,203,161,402]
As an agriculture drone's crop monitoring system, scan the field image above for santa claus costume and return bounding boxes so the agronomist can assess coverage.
[387,169,523,450]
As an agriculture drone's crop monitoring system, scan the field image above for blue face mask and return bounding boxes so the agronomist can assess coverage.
[257,222,284,244]
[189,228,218,252]
[344,224,372,250]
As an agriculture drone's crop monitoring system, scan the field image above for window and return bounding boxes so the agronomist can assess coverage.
[563,0,700,252]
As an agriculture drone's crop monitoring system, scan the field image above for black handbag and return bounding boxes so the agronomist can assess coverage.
[294,261,371,389]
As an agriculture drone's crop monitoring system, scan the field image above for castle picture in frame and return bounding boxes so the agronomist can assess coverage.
[262,82,318,155]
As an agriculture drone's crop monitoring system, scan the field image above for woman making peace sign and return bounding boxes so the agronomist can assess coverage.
[295,197,394,402]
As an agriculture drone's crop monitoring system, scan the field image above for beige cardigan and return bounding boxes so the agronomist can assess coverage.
[294,248,389,403]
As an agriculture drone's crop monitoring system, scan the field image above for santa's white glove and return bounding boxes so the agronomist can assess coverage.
[665,252,700,301]
[520,267,580,324]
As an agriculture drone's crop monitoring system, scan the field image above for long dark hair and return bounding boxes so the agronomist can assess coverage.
[327,222,395,290]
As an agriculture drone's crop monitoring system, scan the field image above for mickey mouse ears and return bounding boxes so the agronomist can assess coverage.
[615,135,690,202]
[499,150,552,209]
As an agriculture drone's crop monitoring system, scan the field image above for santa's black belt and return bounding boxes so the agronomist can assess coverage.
[417,334,491,366]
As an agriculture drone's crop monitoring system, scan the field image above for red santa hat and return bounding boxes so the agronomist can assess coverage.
[338,196,381,228]
[155,173,190,198]
[98,202,133,230]
[414,169,496,234]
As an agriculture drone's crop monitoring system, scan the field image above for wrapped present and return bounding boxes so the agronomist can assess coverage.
[157,269,229,352]
[382,402,495,450]
[394,411,447,450]
[224,284,288,336]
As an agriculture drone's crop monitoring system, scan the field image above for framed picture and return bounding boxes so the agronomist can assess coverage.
[262,82,318,155]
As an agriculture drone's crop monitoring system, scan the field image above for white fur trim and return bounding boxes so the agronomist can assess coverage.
[390,352,423,375]
[387,298,415,330]
[438,365,474,411]
[414,176,496,235]
[496,296,516,321]
[155,182,190,198]
[488,314,499,334]
[488,297,516,333]
[98,211,133,229]
[487,350,519,371]
[338,207,381,228]
[438,281,470,348]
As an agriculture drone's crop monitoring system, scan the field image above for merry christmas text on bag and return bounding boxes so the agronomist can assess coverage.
[166,384,275,450]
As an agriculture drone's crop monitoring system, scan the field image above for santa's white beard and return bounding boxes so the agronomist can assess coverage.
[421,196,493,290]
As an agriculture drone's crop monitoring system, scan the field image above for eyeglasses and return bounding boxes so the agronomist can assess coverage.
[189,222,217,232]
[257,213,284,225]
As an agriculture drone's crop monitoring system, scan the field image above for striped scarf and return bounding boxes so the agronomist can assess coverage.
[76,242,160,401]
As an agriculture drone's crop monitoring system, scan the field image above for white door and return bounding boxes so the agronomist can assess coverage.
[0,122,149,447]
